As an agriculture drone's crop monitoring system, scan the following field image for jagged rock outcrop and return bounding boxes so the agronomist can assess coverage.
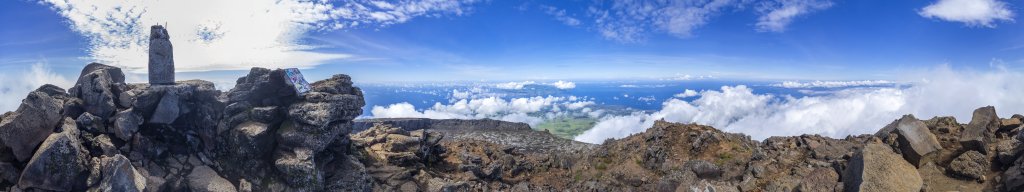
[961,106,1000,154]
[876,115,943,167]
[18,118,88,191]
[0,85,66,162]
[89,154,146,192]
[843,142,923,192]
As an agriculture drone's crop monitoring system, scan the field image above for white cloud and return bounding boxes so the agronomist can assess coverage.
[674,89,699,98]
[755,0,833,32]
[541,5,581,26]
[576,66,1024,143]
[771,80,895,88]
[37,0,480,72]
[919,0,1015,27]
[494,81,536,89]
[371,95,598,127]
[549,80,576,89]
[0,62,73,112]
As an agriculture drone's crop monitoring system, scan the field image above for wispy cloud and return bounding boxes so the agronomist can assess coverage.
[755,0,834,32]
[770,80,895,88]
[36,0,482,72]
[541,5,581,26]
[585,0,742,43]
[918,0,1015,27]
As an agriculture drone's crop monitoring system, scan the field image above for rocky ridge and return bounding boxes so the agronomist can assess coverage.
[0,63,1022,191]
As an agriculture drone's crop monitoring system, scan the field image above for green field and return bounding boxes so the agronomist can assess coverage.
[535,117,597,139]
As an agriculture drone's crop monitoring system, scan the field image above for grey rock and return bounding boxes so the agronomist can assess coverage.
[276,120,351,154]
[798,168,840,192]
[76,112,107,133]
[286,93,363,127]
[17,118,88,191]
[113,108,143,141]
[879,115,943,167]
[960,106,999,154]
[91,154,146,192]
[948,150,988,180]
[274,147,322,190]
[686,160,723,179]
[0,87,64,162]
[1004,162,1024,191]
[187,166,236,192]
[148,25,174,85]
[843,143,922,192]
[0,162,19,184]
[324,155,371,191]
[148,92,180,124]
[995,139,1020,165]
[69,63,125,120]
[90,134,119,157]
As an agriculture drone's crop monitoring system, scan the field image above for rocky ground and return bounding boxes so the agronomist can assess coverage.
[0,63,1023,191]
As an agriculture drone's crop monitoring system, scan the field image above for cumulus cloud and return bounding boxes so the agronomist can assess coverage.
[371,95,594,127]
[771,80,895,88]
[755,0,834,32]
[919,0,1015,27]
[0,62,73,112]
[549,80,576,89]
[674,89,699,98]
[37,0,481,72]
[576,66,1024,143]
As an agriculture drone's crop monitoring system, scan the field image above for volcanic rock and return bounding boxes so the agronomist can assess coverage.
[187,166,236,192]
[17,118,88,191]
[843,143,923,192]
[91,154,146,192]
[69,63,126,120]
[960,106,1000,154]
[0,86,65,162]
[148,25,174,85]
[949,150,989,181]
[877,115,943,167]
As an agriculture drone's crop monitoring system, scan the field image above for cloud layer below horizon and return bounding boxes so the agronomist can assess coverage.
[575,66,1024,143]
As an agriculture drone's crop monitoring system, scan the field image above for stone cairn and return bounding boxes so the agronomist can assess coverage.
[148,25,174,85]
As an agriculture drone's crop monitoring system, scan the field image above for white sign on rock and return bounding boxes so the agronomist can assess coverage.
[283,68,311,95]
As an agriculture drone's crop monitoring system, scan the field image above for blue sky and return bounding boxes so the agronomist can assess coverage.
[1,0,1023,84]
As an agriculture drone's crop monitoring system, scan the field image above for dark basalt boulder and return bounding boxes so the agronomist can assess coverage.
[69,63,126,120]
[90,154,146,192]
[17,118,88,191]
[0,86,66,162]
[877,115,943,167]
[960,106,1000,154]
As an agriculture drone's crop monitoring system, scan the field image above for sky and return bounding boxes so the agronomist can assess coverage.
[2,0,1024,142]
[2,0,1023,83]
